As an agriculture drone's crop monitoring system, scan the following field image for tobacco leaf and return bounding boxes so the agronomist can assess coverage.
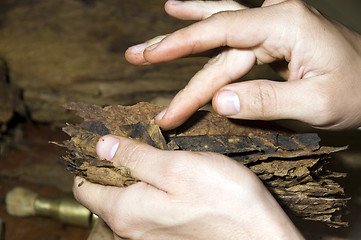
[57,102,349,228]
[168,134,346,164]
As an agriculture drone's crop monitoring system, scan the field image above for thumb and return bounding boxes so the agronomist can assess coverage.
[95,135,182,191]
[212,79,331,127]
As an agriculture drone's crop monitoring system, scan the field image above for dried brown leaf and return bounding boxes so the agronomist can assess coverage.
[57,102,349,228]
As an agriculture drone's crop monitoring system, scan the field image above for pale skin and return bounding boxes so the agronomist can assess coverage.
[73,0,361,239]
[74,135,304,240]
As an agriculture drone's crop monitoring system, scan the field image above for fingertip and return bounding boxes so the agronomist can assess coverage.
[126,42,147,54]
[154,107,179,130]
[125,45,148,65]
[96,135,120,161]
[213,90,241,116]
[73,176,85,190]
[155,108,167,122]
[164,0,185,18]
[155,87,209,130]
[72,176,124,221]
[74,175,85,183]
[155,107,194,131]
[154,113,177,131]
[165,0,182,9]
[154,116,177,131]
[72,176,90,202]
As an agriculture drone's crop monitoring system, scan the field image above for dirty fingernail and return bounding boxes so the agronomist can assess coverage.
[216,90,240,116]
[96,136,120,161]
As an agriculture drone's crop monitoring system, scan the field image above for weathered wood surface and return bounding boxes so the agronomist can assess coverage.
[0,58,24,157]
[58,102,349,228]
[0,59,23,123]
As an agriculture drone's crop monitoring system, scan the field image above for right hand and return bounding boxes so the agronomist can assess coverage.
[126,0,361,131]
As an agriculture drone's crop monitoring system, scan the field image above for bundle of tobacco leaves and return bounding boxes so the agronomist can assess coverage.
[56,102,349,228]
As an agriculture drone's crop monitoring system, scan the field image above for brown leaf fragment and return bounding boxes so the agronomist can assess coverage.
[116,122,167,150]
[240,145,347,164]
[249,158,319,180]
[62,124,100,156]
[82,165,137,187]
[168,135,261,154]
[56,102,349,228]
[271,184,350,228]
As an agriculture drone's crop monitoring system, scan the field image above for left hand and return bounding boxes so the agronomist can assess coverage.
[73,135,303,240]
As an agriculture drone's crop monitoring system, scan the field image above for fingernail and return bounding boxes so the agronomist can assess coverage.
[155,108,167,121]
[146,42,160,51]
[128,42,147,53]
[216,90,240,116]
[96,136,120,160]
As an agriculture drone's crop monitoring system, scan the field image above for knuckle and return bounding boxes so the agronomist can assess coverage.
[210,10,232,21]
[102,193,137,239]
[282,0,316,19]
[248,82,278,119]
[264,0,323,40]
[162,154,190,178]
[160,151,204,184]
[310,92,339,127]
[189,38,203,55]
[207,11,237,46]
[119,140,148,169]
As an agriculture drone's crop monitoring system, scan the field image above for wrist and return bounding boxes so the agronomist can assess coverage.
[234,187,304,240]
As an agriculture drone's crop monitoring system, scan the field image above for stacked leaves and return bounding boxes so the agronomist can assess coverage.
[58,102,349,228]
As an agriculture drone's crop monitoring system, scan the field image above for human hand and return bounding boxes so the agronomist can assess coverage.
[73,135,303,240]
[125,0,361,131]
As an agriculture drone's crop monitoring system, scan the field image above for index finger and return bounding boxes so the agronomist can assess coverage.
[125,0,246,65]
[142,6,284,64]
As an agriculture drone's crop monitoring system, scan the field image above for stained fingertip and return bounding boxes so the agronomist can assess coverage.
[124,49,146,65]
[72,178,116,221]
[74,176,86,188]
[72,176,88,202]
